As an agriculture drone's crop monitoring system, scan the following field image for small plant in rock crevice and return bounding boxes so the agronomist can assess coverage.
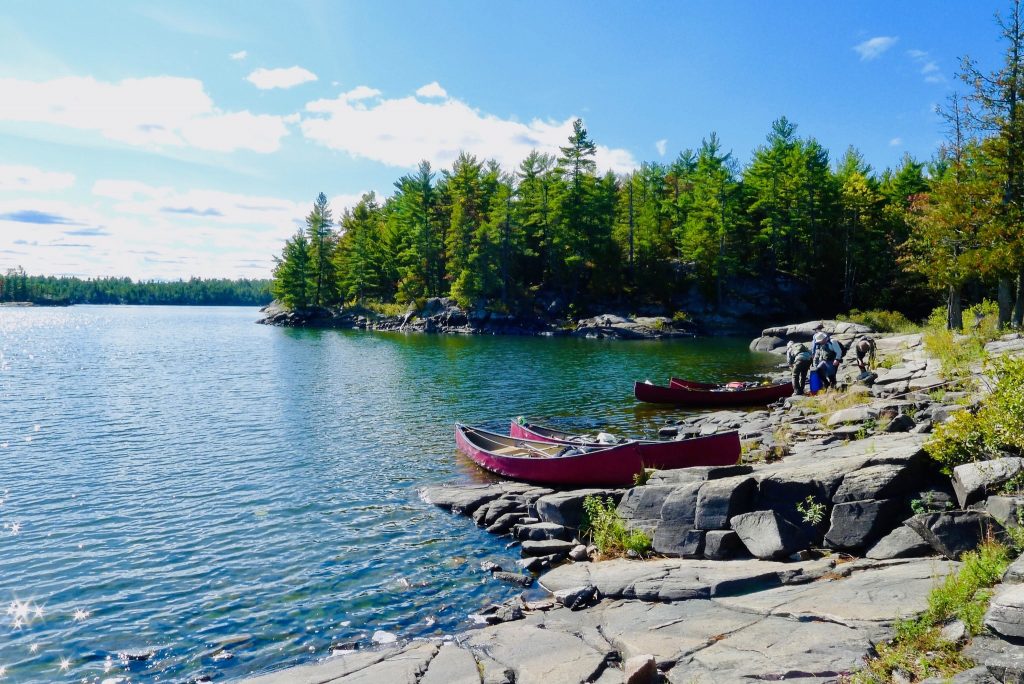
[581,495,651,559]
[796,495,826,525]
[910,492,953,515]
[632,469,652,487]
[770,426,792,460]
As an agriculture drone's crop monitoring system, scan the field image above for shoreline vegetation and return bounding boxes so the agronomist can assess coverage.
[0,269,271,306]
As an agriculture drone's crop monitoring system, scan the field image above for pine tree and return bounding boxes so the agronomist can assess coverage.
[304,192,337,307]
[272,230,312,309]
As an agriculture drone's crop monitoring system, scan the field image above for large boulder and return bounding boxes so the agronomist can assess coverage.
[675,530,706,559]
[832,463,918,503]
[514,522,573,542]
[952,457,1024,508]
[646,464,752,486]
[865,525,934,560]
[905,511,1006,560]
[824,499,904,551]
[1004,555,1024,584]
[694,476,757,530]
[421,484,507,515]
[986,495,1024,529]
[617,485,676,526]
[749,335,785,353]
[703,530,746,560]
[521,539,576,557]
[535,489,622,529]
[651,482,702,555]
[730,510,809,560]
[963,636,1024,684]
[984,584,1024,640]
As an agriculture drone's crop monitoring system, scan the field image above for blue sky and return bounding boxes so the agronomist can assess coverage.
[0,1,1008,279]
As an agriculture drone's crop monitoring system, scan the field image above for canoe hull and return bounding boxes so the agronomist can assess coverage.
[635,380,793,406]
[509,421,740,469]
[455,424,645,486]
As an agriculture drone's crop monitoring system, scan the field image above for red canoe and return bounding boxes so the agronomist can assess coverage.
[455,423,647,486]
[635,379,793,406]
[508,420,740,470]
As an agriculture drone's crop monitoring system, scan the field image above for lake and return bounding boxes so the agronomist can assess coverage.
[0,306,778,682]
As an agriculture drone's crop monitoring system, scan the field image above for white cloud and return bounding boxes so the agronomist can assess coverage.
[0,165,75,192]
[301,84,637,173]
[889,137,903,147]
[907,49,945,84]
[246,66,317,90]
[341,85,382,102]
[655,139,668,157]
[92,179,309,227]
[0,76,290,153]
[415,81,448,99]
[229,50,248,61]
[854,36,898,61]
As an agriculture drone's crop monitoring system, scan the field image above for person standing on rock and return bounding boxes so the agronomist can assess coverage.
[854,335,876,374]
[786,341,813,395]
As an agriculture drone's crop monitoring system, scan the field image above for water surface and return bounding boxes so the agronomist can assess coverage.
[0,306,776,682]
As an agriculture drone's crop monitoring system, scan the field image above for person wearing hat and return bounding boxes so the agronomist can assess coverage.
[811,331,838,389]
[786,340,813,395]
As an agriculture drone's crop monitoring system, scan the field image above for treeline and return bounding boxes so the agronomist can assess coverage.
[0,268,272,306]
[273,118,932,318]
[272,2,1024,330]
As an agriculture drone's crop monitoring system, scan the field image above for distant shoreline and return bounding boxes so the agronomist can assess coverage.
[1,301,269,308]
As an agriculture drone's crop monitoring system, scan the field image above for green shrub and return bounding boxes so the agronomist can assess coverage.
[926,409,987,473]
[926,356,1024,473]
[922,326,985,380]
[359,299,408,317]
[925,540,1010,634]
[965,299,1001,342]
[838,309,919,333]
[582,495,652,558]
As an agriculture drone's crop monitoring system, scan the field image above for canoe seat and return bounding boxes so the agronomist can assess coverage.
[491,445,524,455]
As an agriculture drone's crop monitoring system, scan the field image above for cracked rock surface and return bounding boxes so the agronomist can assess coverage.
[237,557,957,683]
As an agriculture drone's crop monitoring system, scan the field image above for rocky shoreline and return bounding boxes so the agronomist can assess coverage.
[257,298,699,340]
[239,323,1024,683]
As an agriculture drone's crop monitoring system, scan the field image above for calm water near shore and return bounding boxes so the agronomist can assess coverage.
[0,306,777,682]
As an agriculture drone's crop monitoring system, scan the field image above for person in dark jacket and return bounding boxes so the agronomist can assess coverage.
[786,341,813,395]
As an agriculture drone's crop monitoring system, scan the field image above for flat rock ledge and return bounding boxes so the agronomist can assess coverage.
[238,557,958,683]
